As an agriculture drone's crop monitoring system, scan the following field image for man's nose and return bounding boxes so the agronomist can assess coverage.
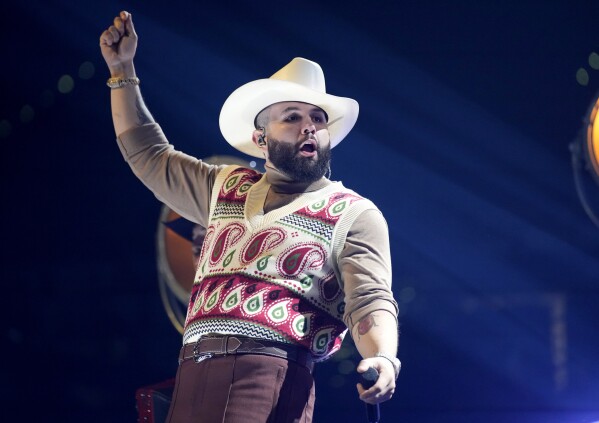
[302,123,316,135]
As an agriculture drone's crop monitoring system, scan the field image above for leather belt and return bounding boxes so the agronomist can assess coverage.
[178,335,314,373]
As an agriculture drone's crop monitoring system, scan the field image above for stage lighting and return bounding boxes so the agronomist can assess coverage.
[585,96,599,185]
[571,92,599,228]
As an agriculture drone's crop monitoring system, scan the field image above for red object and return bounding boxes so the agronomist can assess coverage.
[135,379,175,423]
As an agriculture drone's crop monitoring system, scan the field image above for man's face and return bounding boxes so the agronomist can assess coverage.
[262,102,331,183]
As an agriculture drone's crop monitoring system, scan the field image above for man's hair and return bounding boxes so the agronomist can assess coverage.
[254,106,271,130]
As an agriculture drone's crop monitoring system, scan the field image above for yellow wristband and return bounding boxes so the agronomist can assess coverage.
[106,77,140,89]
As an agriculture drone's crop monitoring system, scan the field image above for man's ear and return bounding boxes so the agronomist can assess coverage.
[252,128,267,149]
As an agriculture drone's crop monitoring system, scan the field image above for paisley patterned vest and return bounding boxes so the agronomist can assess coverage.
[183,166,377,361]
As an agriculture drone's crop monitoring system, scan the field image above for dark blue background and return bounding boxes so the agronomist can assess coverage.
[2,1,599,422]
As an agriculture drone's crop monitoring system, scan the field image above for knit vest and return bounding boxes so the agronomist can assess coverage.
[183,166,376,361]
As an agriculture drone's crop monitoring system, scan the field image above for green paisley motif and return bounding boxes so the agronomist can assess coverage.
[223,250,235,267]
[315,332,330,351]
[206,290,219,309]
[332,201,347,214]
[293,315,308,336]
[244,294,263,314]
[223,287,242,312]
[300,275,313,288]
[225,175,239,189]
[191,292,204,314]
[311,199,326,210]
[257,255,271,271]
[225,292,239,308]
[271,305,285,320]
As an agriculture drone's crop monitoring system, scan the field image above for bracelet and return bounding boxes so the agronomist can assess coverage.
[374,352,401,378]
[106,76,140,89]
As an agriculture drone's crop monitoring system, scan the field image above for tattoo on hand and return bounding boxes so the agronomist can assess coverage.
[357,314,378,340]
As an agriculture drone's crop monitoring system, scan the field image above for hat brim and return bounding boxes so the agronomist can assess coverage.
[219,79,359,158]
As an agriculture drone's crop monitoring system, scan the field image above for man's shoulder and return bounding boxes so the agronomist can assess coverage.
[331,182,380,209]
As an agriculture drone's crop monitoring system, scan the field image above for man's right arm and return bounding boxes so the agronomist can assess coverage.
[100,11,222,226]
[100,11,154,136]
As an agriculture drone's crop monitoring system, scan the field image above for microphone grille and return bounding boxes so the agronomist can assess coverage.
[359,367,379,388]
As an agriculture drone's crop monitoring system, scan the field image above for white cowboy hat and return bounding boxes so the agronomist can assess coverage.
[219,57,359,158]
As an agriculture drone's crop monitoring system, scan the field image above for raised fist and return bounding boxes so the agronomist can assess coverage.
[99,11,138,73]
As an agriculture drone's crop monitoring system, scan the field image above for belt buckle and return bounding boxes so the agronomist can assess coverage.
[192,339,213,364]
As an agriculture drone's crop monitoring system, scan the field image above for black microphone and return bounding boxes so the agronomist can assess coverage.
[359,367,381,423]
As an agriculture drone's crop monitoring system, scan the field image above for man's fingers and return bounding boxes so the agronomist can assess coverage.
[113,16,125,36]
[124,12,137,38]
[108,25,121,43]
[102,11,136,48]
[356,362,370,374]
[358,382,394,404]
[100,30,114,46]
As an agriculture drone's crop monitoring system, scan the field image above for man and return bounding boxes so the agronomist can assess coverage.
[100,10,400,423]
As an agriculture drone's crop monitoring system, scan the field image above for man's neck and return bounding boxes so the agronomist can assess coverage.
[264,164,331,194]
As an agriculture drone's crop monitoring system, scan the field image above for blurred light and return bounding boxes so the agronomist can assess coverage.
[78,61,95,80]
[333,343,356,360]
[399,286,416,304]
[576,68,589,86]
[589,52,599,70]
[0,120,12,138]
[58,74,75,94]
[40,89,55,108]
[20,104,35,123]
[337,359,356,375]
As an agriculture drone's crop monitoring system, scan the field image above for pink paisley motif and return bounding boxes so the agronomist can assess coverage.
[197,224,216,265]
[219,169,262,201]
[209,223,246,265]
[277,243,327,277]
[294,192,364,223]
[324,193,362,219]
[319,272,341,302]
[240,228,286,264]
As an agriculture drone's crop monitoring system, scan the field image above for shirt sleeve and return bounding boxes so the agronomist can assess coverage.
[116,123,225,226]
[338,208,398,336]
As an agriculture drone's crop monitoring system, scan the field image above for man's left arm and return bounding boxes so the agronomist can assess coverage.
[338,208,400,405]
[353,310,399,404]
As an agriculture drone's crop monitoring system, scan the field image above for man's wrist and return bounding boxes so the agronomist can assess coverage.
[109,62,136,79]
[374,352,401,378]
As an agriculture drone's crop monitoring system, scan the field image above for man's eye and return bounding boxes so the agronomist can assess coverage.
[284,115,299,122]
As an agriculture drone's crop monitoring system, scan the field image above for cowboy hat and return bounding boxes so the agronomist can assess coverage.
[219,57,359,158]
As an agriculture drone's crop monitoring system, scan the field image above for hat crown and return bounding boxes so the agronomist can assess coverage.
[269,57,326,93]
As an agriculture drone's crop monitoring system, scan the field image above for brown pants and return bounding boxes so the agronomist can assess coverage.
[166,352,315,423]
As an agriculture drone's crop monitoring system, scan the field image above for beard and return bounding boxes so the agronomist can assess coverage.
[267,137,331,183]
